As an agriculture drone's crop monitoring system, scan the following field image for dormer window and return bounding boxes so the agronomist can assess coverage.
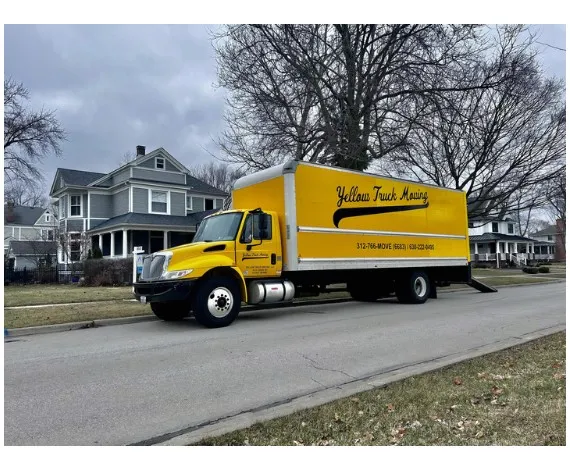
[46,214,51,223]
[155,157,165,170]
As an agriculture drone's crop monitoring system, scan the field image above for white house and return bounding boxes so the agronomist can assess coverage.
[468,217,554,267]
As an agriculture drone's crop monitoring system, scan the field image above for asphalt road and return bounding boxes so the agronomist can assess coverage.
[4,283,566,446]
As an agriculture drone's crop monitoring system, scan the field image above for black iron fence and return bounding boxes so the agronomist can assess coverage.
[4,266,84,285]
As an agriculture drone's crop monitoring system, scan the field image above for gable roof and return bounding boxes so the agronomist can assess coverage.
[8,240,57,255]
[4,206,46,226]
[50,148,229,197]
[530,225,558,237]
[57,168,107,187]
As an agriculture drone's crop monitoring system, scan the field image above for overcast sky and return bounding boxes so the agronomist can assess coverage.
[4,24,566,195]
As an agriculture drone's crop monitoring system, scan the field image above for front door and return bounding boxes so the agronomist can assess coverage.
[236,212,281,279]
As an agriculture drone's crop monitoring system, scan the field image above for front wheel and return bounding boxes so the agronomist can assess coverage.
[396,271,431,304]
[193,277,241,328]
[150,301,189,321]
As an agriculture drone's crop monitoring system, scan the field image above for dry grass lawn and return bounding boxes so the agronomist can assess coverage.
[4,301,151,329]
[4,285,133,307]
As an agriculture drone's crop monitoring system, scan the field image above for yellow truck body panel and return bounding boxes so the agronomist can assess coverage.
[232,161,469,272]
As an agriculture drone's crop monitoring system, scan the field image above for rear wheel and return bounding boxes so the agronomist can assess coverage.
[396,271,431,304]
[193,277,241,328]
[150,302,189,321]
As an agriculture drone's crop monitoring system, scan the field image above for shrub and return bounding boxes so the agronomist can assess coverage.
[83,258,132,286]
[522,266,539,274]
[538,266,550,273]
[92,245,103,259]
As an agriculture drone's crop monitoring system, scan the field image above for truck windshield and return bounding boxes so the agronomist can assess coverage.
[193,212,244,242]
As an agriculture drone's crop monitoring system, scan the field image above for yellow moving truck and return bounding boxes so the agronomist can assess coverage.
[134,160,472,328]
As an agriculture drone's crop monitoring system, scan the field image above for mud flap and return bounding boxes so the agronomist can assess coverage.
[429,282,437,299]
[468,278,498,293]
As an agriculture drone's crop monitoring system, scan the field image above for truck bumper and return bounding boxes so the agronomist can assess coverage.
[133,279,196,304]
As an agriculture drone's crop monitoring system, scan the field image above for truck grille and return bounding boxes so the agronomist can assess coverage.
[141,255,166,280]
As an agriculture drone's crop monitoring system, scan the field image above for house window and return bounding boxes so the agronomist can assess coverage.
[215,198,224,209]
[492,222,499,233]
[151,190,168,213]
[186,195,192,211]
[205,198,214,210]
[69,233,81,261]
[155,157,165,170]
[42,229,54,241]
[46,214,51,223]
[508,224,514,234]
[548,235,553,241]
[70,195,82,217]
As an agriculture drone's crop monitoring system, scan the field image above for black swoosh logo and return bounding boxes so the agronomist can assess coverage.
[333,203,429,227]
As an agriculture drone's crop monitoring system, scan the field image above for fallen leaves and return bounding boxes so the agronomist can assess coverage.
[553,373,566,380]
[453,377,463,386]
[386,403,395,413]
[491,386,504,396]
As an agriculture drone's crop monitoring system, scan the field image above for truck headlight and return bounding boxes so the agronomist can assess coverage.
[161,269,193,280]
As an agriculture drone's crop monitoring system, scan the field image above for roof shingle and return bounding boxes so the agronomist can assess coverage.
[4,206,46,226]
[89,210,219,232]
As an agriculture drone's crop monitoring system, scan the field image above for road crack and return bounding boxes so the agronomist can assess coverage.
[300,353,356,380]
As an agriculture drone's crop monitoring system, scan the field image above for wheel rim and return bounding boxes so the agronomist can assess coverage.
[207,287,234,318]
[414,277,427,298]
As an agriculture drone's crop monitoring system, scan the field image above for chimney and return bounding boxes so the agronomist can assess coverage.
[136,145,146,157]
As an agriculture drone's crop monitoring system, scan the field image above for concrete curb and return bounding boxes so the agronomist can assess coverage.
[5,279,564,338]
[146,324,566,446]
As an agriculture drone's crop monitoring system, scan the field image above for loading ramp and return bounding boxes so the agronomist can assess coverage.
[468,277,498,293]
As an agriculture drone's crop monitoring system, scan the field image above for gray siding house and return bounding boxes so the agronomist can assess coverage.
[49,146,227,263]
[4,203,58,268]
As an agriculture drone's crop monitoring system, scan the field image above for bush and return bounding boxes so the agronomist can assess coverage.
[522,266,539,274]
[83,258,132,286]
[538,266,550,273]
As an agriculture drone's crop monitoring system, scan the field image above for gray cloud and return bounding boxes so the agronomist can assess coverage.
[4,24,226,192]
[4,24,565,199]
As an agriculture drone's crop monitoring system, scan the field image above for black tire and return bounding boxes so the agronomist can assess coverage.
[396,270,431,304]
[150,301,189,321]
[192,277,241,328]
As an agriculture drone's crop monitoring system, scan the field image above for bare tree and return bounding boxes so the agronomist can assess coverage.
[118,150,136,166]
[188,161,246,193]
[544,169,566,223]
[4,78,67,187]
[379,26,566,220]
[4,182,48,207]
[212,24,519,172]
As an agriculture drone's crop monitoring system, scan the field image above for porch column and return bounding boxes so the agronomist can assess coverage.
[513,242,518,254]
[474,243,478,255]
[164,230,169,250]
[110,231,115,257]
[98,234,103,252]
[122,230,128,258]
[496,240,500,268]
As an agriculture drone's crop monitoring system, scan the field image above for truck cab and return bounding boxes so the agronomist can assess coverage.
[133,208,291,328]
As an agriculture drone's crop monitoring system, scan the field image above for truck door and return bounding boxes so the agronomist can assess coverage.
[236,211,282,278]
